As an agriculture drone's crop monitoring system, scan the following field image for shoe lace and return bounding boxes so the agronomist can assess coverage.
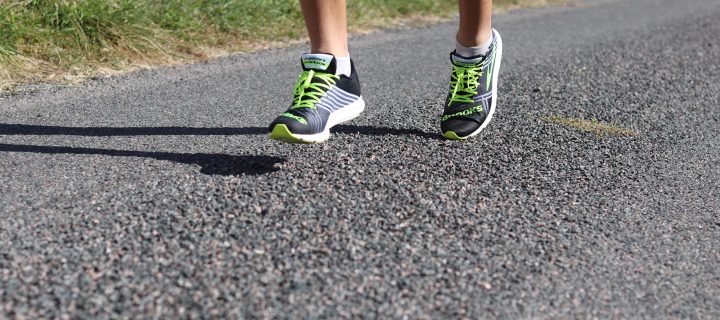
[448,64,482,105]
[291,70,339,109]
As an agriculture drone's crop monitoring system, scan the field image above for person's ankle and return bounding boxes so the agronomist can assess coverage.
[456,28,492,47]
[455,30,493,57]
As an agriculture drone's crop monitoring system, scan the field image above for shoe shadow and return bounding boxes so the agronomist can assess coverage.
[0,123,441,140]
[0,123,437,175]
[333,124,441,140]
[0,124,267,136]
[0,144,284,176]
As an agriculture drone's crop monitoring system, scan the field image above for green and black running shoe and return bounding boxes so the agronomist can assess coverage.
[441,29,503,140]
[269,53,365,144]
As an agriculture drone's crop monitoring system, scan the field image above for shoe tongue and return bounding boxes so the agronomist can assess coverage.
[450,52,483,67]
[301,53,337,74]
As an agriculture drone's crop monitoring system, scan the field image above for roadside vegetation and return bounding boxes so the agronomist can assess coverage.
[0,0,563,90]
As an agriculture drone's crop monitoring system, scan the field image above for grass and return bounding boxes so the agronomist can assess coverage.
[0,0,565,90]
[541,115,638,137]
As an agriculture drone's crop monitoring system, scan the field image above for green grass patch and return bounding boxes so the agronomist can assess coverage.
[0,0,565,90]
[541,115,638,137]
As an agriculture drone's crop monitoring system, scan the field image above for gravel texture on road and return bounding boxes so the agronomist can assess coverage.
[1,0,719,318]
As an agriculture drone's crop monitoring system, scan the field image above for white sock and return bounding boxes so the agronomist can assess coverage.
[455,31,494,57]
[335,55,352,77]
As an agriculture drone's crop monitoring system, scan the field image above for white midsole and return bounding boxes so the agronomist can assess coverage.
[291,97,366,143]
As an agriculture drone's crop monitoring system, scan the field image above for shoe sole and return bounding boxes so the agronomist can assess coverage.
[269,98,366,144]
[443,29,503,140]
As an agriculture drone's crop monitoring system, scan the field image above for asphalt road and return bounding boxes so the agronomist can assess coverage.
[1,0,719,318]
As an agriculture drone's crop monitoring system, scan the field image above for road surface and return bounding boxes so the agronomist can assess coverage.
[1,0,719,317]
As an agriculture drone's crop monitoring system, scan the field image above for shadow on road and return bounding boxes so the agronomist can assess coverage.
[0,124,267,136]
[0,124,439,176]
[0,144,284,176]
[333,125,441,140]
[0,123,440,139]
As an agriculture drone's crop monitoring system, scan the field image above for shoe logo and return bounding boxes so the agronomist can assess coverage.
[281,112,307,124]
[302,54,333,71]
[455,61,478,68]
[441,105,483,121]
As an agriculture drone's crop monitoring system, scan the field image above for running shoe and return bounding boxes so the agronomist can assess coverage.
[440,29,503,140]
[269,53,365,144]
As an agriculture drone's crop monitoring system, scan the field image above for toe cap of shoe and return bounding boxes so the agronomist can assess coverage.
[441,118,480,138]
[269,114,317,135]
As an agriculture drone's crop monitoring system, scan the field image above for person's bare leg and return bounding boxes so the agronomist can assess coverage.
[300,0,349,56]
[457,0,493,47]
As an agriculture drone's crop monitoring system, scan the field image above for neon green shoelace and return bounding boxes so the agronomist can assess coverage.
[290,70,339,109]
[448,65,482,105]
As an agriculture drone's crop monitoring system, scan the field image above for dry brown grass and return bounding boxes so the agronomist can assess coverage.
[1,0,572,91]
[542,115,639,137]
